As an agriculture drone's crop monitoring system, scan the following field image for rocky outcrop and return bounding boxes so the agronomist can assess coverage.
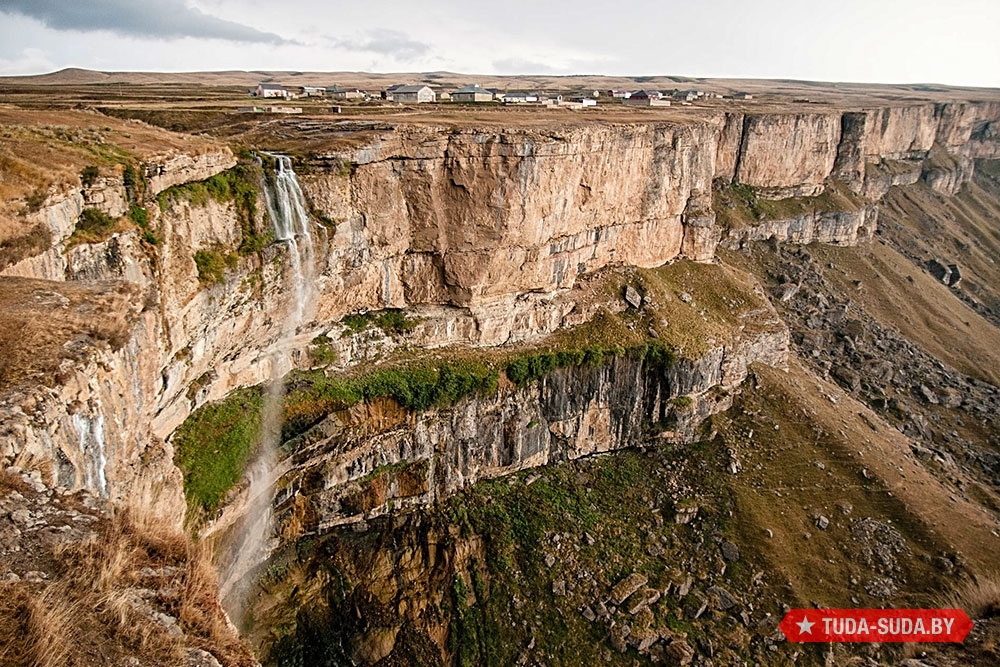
[1,192,88,281]
[144,148,236,195]
[720,206,877,249]
[304,122,723,309]
[862,105,938,160]
[733,113,841,197]
[244,323,788,539]
[0,280,184,522]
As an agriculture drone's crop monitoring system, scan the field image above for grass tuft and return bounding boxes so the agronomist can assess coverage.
[340,309,419,336]
[940,574,1000,619]
[193,248,237,285]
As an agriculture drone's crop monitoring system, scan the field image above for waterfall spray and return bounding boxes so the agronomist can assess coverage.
[220,155,316,624]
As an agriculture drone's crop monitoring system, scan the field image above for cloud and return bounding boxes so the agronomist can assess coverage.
[0,0,290,44]
[0,47,55,76]
[492,51,620,76]
[492,58,559,75]
[331,29,430,62]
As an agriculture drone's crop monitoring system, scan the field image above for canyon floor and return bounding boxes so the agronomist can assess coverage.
[1,73,1000,666]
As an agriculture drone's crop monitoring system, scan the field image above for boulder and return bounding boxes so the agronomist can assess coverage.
[609,572,648,605]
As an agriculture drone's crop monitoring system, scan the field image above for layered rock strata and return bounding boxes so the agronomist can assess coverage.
[1,99,999,511]
[240,322,791,542]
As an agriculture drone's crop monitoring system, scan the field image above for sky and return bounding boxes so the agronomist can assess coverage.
[0,0,998,87]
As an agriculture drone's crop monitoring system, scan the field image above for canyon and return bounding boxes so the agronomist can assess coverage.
[1,85,1000,666]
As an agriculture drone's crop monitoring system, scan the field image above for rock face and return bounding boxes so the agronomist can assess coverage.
[1,99,1000,519]
[862,105,938,159]
[734,113,841,197]
[720,206,877,249]
[251,320,788,538]
[303,122,721,310]
[144,148,237,195]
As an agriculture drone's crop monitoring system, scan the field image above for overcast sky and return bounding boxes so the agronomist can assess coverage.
[0,0,998,86]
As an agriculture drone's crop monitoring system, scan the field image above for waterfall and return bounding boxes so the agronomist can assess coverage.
[71,413,107,498]
[220,155,316,625]
[263,155,316,323]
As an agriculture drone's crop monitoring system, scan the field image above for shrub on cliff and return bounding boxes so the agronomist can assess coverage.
[67,207,120,246]
[156,163,271,256]
[193,248,236,285]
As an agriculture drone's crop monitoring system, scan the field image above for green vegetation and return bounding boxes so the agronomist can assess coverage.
[506,340,674,387]
[281,361,500,440]
[193,248,237,285]
[122,163,147,204]
[176,337,682,515]
[331,158,353,178]
[308,334,337,367]
[671,395,693,409]
[311,209,338,229]
[434,447,701,665]
[354,460,414,487]
[67,207,119,246]
[128,204,157,245]
[340,309,419,336]
[449,573,488,667]
[83,142,133,166]
[173,387,262,514]
[713,180,861,229]
[80,165,99,188]
[157,163,272,255]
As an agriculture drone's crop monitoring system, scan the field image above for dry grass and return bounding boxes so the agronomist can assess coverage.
[0,585,75,667]
[0,492,255,667]
[0,106,221,239]
[941,574,1000,619]
[0,221,51,271]
[880,175,1000,322]
[808,240,1000,387]
[178,542,255,661]
[54,504,252,666]
[0,277,141,392]
[0,469,33,495]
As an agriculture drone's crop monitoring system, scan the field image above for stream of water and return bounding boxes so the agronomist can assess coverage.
[220,155,316,624]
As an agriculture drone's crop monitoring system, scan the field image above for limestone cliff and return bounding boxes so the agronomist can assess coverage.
[2,97,1000,522]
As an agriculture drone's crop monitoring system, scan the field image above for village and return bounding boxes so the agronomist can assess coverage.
[241,81,755,114]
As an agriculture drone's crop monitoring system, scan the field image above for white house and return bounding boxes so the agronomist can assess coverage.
[503,91,538,104]
[391,85,436,103]
[253,83,292,99]
[452,85,493,102]
[326,86,365,100]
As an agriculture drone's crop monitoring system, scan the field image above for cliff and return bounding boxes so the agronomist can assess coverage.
[238,318,787,540]
[1,97,1000,528]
